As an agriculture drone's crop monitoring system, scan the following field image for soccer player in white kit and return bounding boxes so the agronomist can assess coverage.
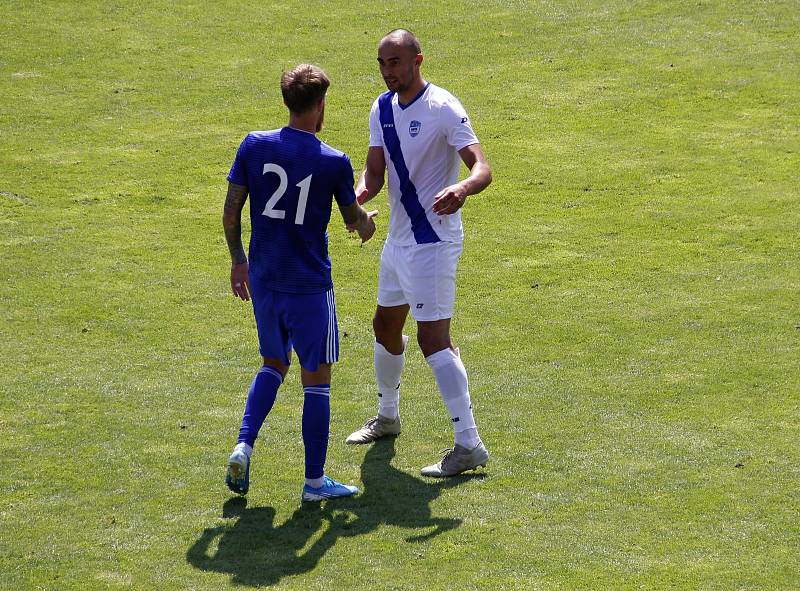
[345,29,493,477]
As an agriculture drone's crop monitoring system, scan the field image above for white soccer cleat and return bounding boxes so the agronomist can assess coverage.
[345,414,401,444]
[420,442,490,477]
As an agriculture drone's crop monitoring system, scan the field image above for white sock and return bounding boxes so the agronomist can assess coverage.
[305,475,325,488]
[455,427,481,449]
[426,347,481,446]
[375,335,408,420]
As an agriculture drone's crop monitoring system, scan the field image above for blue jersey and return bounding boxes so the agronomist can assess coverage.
[227,127,357,293]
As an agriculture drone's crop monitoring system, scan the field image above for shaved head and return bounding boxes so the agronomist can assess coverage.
[380,28,421,55]
[377,28,425,100]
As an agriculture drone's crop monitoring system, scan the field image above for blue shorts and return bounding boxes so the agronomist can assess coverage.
[250,285,339,371]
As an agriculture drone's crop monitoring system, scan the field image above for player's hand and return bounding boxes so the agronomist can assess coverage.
[432,183,467,215]
[357,210,379,243]
[230,262,251,301]
[346,210,379,244]
[355,186,370,205]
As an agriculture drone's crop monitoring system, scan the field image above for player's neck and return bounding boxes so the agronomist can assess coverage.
[397,78,427,106]
[287,114,318,135]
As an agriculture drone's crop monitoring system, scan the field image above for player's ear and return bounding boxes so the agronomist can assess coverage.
[415,53,423,67]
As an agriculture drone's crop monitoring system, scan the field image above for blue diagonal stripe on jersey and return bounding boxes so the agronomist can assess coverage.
[378,92,441,244]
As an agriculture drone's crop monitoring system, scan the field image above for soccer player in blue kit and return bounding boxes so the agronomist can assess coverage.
[222,64,377,501]
[346,30,493,477]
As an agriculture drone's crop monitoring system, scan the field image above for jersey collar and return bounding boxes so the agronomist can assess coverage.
[284,125,317,137]
[397,82,430,110]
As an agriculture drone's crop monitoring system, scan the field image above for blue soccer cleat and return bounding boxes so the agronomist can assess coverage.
[226,445,251,495]
[301,476,359,502]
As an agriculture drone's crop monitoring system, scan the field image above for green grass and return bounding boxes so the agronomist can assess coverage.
[2,0,798,589]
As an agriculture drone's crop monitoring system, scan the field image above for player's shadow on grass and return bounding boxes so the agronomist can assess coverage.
[325,437,480,542]
[186,437,481,586]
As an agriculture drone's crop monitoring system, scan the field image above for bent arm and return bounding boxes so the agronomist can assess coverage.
[431,144,492,215]
[355,146,386,204]
[456,143,492,197]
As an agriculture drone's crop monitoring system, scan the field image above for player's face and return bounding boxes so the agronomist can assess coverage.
[377,42,420,94]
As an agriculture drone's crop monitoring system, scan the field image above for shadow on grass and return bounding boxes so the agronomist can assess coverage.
[186,437,483,586]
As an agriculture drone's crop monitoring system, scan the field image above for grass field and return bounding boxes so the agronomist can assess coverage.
[2,1,799,589]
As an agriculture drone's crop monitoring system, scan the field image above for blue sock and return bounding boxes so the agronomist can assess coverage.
[237,366,283,448]
[302,385,330,480]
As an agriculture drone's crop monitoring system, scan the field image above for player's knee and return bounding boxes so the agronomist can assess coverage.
[417,331,452,358]
[373,312,401,341]
[262,357,289,377]
[301,362,331,387]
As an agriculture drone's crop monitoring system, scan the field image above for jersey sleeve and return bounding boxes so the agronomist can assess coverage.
[441,98,479,151]
[368,98,384,148]
[226,135,250,186]
[333,154,357,207]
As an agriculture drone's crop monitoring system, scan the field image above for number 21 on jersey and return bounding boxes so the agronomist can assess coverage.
[261,163,312,225]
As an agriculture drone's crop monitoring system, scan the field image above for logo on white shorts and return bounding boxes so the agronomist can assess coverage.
[416,303,424,309]
[409,120,422,137]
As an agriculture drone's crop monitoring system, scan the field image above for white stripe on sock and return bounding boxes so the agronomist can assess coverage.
[261,366,284,382]
[304,386,331,397]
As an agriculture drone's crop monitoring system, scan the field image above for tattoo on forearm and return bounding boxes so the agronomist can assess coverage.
[223,184,249,264]
[339,203,358,225]
[224,226,247,264]
[339,202,364,227]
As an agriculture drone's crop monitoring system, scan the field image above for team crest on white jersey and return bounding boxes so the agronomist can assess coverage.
[409,120,422,137]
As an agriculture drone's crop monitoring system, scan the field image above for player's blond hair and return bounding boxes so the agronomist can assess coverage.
[281,64,330,114]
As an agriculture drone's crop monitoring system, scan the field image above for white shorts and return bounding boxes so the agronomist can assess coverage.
[377,240,463,321]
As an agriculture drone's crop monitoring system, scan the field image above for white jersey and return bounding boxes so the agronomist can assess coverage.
[368,83,479,246]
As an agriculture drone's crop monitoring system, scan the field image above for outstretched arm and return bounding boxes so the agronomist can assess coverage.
[431,144,492,215]
[222,182,251,301]
[339,201,378,244]
[355,146,386,205]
